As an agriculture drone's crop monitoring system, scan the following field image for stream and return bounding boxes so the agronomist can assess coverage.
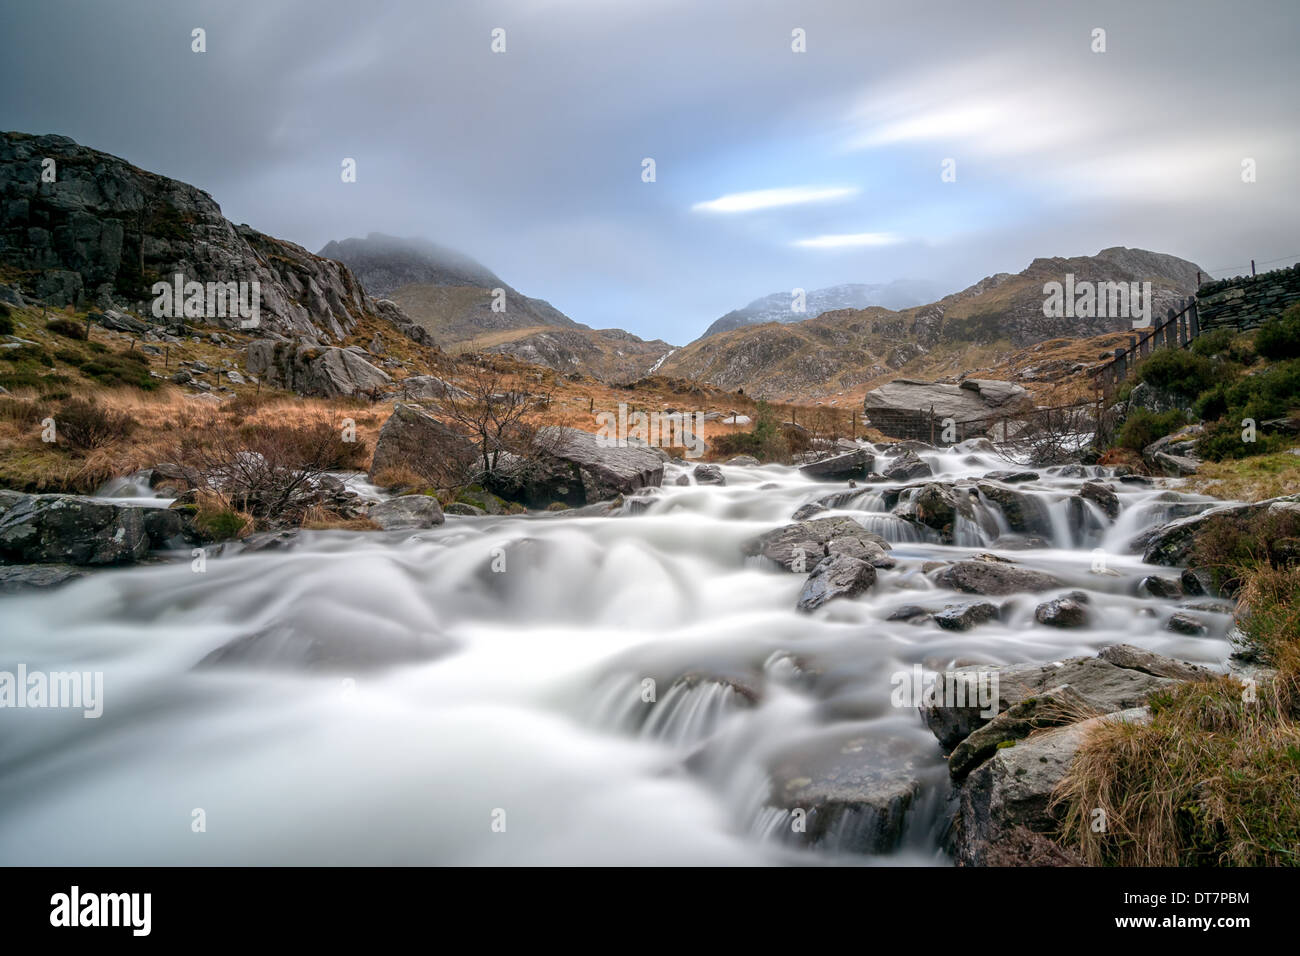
[0,441,1236,865]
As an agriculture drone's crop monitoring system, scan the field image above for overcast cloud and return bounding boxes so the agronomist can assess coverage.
[2,0,1296,342]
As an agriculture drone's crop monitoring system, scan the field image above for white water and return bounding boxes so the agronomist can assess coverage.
[0,443,1235,865]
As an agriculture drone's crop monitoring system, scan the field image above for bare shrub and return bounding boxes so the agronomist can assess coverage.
[56,398,138,451]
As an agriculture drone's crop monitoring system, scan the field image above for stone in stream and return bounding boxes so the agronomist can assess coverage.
[886,604,931,622]
[0,493,150,565]
[797,554,876,611]
[724,455,760,467]
[882,450,932,482]
[443,502,486,517]
[1166,611,1208,635]
[946,683,1106,780]
[976,481,1054,538]
[1034,597,1089,628]
[692,463,726,486]
[933,601,999,631]
[790,502,828,521]
[196,619,453,673]
[763,732,923,854]
[798,449,873,481]
[367,494,445,530]
[982,470,1039,483]
[1077,480,1120,520]
[745,515,892,572]
[0,563,88,593]
[1137,574,1183,599]
[929,559,1063,596]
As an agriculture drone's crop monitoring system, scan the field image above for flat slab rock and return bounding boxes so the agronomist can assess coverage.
[763,732,923,855]
[929,559,1063,596]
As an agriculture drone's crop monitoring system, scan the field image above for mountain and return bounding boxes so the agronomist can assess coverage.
[318,233,579,343]
[698,279,947,339]
[0,132,425,345]
[318,232,676,382]
[657,247,1208,400]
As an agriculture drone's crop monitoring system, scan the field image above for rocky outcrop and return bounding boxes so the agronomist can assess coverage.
[246,340,392,398]
[1133,495,1300,566]
[0,132,424,345]
[921,644,1220,865]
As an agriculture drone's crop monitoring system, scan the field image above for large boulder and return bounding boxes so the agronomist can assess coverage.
[0,493,150,565]
[863,378,1033,441]
[368,403,477,485]
[484,427,664,508]
[246,340,392,398]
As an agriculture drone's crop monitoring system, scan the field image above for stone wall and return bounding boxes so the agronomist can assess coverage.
[1197,263,1300,332]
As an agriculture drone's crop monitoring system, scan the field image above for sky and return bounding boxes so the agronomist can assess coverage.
[2,0,1297,344]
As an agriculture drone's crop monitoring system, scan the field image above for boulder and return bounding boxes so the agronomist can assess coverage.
[246,340,392,398]
[1138,574,1183,599]
[1078,480,1120,520]
[534,426,664,501]
[725,455,760,467]
[368,403,477,484]
[977,481,1053,537]
[0,494,150,565]
[745,515,893,572]
[1034,597,1089,628]
[882,450,932,482]
[367,495,445,530]
[797,553,876,611]
[863,378,1032,441]
[933,601,999,631]
[930,560,1063,596]
[692,463,726,486]
[798,449,873,481]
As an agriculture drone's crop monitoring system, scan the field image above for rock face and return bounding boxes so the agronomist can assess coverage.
[864,379,1033,440]
[366,495,445,530]
[0,494,150,565]
[246,340,392,398]
[797,553,876,611]
[930,559,1063,596]
[368,403,478,484]
[0,132,421,344]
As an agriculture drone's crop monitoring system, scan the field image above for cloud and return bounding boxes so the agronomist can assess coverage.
[792,232,902,249]
[692,185,858,214]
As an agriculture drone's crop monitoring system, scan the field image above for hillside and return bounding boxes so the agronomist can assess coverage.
[699,279,946,339]
[658,247,1207,400]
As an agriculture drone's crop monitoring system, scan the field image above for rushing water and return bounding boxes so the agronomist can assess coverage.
[0,442,1236,865]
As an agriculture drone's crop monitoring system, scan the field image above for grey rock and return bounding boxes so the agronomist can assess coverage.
[930,559,1063,596]
[367,494,445,530]
[934,601,999,631]
[1034,597,1089,628]
[692,463,726,486]
[882,450,933,482]
[0,494,150,565]
[0,563,87,593]
[797,553,876,611]
[798,449,873,481]
[745,515,892,572]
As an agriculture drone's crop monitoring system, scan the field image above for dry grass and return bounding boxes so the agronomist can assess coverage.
[1183,451,1300,502]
